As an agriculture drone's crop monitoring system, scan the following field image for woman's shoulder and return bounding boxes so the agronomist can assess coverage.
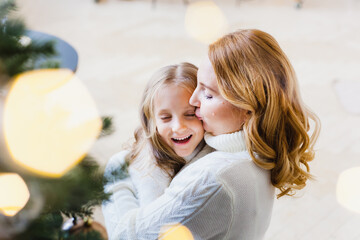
[190,150,253,170]
[173,150,253,186]
[206,151,271,182]
[179,150,273,193]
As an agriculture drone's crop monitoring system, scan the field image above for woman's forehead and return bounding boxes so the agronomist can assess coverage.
[198,58,218,93]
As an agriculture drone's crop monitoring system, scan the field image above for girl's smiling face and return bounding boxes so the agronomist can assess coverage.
[154,84,204,157]
[189,56,248,136]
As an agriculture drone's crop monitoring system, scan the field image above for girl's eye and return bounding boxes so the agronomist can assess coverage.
[160,116,171,120]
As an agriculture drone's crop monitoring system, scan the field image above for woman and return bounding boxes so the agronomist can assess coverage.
[102,29,320,240]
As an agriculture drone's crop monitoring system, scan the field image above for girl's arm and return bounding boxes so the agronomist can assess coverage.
[102,150,171,237]
[128,144,171,206]
[102,151,139,238]
[128,162,171,206]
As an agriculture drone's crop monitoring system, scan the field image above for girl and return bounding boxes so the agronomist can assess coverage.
[102,63,212,236]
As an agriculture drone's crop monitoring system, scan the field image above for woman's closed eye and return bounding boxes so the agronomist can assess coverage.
[202,89,213,99]
[205,94,213,99]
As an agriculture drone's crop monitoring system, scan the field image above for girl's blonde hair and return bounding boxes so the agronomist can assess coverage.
[209,29,320,198]
[129,62,198,178]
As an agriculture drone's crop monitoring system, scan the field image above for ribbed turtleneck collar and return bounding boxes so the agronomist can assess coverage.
[204,130,247,153]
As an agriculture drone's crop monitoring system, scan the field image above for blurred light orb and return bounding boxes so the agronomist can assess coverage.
[3,69,102,178]
[336,167,360,214]
[185,1,228,44]
[0,173,30,217]
[159,223,194,240]
[19,36,32,47]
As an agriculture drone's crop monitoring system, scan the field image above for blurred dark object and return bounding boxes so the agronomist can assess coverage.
[152,0,188,8]
[25,30,78,72]
[295,0,304,9]
[94,0,189,8]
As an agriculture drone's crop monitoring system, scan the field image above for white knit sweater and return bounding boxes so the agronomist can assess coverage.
[102,131,275,240]
[128,140,212,206]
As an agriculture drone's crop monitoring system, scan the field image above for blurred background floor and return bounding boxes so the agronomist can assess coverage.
[17,0,360,239]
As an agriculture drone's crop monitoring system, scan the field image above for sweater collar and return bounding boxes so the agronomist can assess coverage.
[184,140,205,162]
[204,130,247,153]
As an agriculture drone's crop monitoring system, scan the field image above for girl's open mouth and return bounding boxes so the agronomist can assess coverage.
[171,135,192,144]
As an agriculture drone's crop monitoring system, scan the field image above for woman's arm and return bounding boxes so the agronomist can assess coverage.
[102,152,232,240]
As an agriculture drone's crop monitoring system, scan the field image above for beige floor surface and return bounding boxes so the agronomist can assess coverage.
[17,0,360,239]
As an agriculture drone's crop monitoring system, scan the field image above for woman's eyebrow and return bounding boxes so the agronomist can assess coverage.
[199,82,217,93]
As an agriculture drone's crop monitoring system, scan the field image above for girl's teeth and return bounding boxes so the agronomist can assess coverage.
[174,136,190,140]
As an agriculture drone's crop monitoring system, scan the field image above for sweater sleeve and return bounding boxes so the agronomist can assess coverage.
[128,162,171,206]
[127,143,171,206]
[102,151,140,238]
[104,158,233,240]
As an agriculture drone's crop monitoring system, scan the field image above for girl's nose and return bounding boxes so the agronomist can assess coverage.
[172,119,187,133]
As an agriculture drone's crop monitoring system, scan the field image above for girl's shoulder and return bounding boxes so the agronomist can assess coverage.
[130,142,155,172]
[104,150,131,184]
[105,150,131,171]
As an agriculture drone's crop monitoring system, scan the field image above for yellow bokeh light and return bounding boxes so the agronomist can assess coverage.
[185,1,228,44]
[0,173,30,217]
[159,223,194,240]
[336,167,360,214]
[3,69,102,178]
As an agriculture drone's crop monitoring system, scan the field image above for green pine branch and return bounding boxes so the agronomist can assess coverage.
[13,212,63,240]
[0,0,56,77]
[14,155,111,239]
[1,1,115,239]
[100,116,115,138]
[0,0,16,17]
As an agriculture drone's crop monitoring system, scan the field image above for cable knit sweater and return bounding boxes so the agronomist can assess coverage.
[105,140,212,206]
[102,131,275,240]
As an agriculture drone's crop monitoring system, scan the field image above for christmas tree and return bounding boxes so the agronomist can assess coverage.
[0,1,113,239]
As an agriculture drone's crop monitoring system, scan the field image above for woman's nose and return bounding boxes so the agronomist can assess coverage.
[189,88,200,107]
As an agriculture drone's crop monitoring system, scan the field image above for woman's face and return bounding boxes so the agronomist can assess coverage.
[189,57,248,136]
